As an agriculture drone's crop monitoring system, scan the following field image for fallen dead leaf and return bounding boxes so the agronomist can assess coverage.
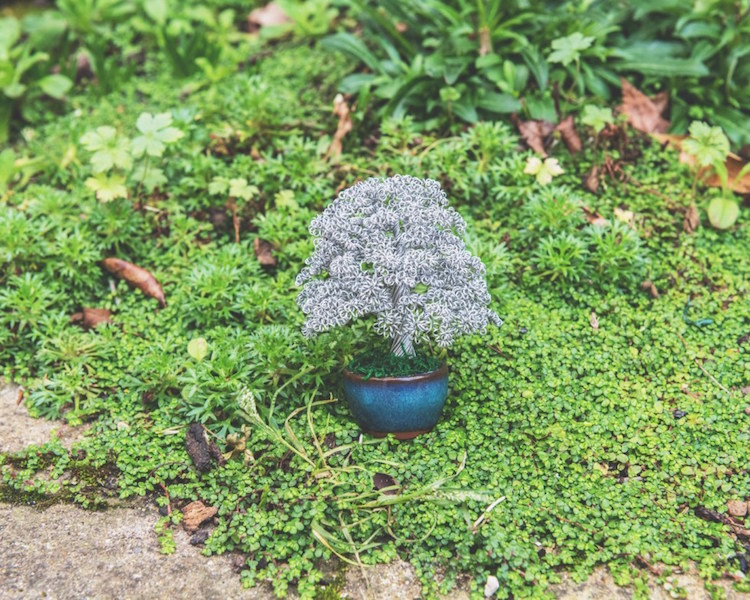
[555,115,582,154]
[16,387,24,406]
[641,280,660,299]
[619,78,669,134]
[684,203,700,233]
[373,472,399,495]
[582,206,608,226]
[247,1,290,29]
[325,93,353,161]
[70,307,112,329]
[182,500,218,533]
[102,258,166,307]
[253,237,277,267]
[653,133,750,195]
[589,312,599,331]
[584,165,600,193]
[513,116,555,156]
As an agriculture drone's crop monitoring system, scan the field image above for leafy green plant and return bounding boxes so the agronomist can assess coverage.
[524,155,564,185]
[682,120,745,229]
[80,111,183,201]
[0,16,72,141]
[324,0,750,140]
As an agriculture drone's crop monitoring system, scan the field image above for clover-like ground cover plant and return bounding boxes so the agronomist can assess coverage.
[0,3,749,600]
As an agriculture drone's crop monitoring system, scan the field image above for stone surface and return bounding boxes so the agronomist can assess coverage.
[549,567,749,600]
[728,500,749,518]
[340,559,427,600]
[0,498,274,600]
[0,382,86,454]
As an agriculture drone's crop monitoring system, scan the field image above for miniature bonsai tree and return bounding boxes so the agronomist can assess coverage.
[296,175,501,357]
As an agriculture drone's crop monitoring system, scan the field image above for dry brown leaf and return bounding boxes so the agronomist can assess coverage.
[513,118,555,156]
[16,387,24,406]
[641,280,660,299]
[254,237,277,267]
[653,133,750,194]
[70,307,112,329]
[582,206,608,226]
[247,1,290,29]
[584,165,600,193]
[720,154,750,194]
[373,472,399,495]
[182,500,218,533]
[589,312,599,331]
[556,115,582,154]
[102,258,166,307]
[619,78,669,134]
[325,93,353,161]
[684,203,700,233]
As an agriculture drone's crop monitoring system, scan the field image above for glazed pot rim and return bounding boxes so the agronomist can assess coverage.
[343,362,448,384]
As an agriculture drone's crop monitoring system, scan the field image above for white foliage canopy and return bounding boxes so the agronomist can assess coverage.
[296,175,502,355]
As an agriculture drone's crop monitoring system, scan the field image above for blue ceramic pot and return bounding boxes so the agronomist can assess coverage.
[343,363,449,440]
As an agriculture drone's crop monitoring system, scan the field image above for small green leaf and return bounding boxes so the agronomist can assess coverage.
[0,147,15,186]
[228,177,259,201]
[580,105,614,134]
[133,164,167,191]
[548,33,595,66]
[188,337,209,362]
[80,126,132,173]
[682,121,729,168]
[524,156,564,185]
[0,17,21,53]
[85,173,128,202]
[38,74,72,99]
[143,0,168,24]
[706,196,739,229]
[209,177,229,196]
[132,112,184,158]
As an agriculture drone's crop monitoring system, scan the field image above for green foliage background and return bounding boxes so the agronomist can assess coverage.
[0,1,749,599]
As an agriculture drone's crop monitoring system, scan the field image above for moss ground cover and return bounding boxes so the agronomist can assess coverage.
[1,12,749,600]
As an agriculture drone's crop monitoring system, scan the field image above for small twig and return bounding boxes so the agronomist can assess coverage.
[471,496,506,533]
[230,199,240,244]
[157,482,172,515]
[634,555,664,577]
[673,330,731,395]
[488,345,510,360]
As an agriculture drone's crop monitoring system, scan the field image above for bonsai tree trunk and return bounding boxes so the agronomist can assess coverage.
[390,332,415,357]
[390,282,416,357]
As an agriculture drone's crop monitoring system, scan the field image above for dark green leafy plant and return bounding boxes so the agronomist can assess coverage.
[323,0,750,142]
[0,16,72,141]
[682,120,746,230]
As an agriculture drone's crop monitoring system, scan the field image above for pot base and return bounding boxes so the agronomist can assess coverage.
[366,428,431,440]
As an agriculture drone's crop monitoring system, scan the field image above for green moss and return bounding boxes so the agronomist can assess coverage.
[348,350,444,378]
